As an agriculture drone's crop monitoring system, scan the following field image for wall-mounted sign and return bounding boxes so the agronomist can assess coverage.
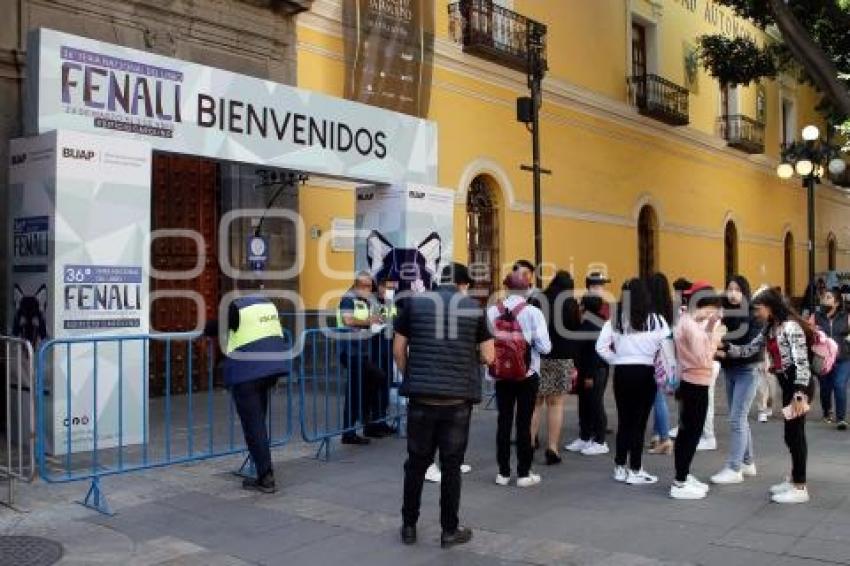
[26,28,438,185]
[247,235,269,271]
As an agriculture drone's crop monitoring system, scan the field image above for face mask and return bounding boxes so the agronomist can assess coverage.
[384,289,395,301]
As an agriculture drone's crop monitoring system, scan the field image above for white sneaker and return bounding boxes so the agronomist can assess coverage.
[425,464,441,483]
[669,427,679,439]
[697,436,717,451]
[670,481,708,500]
[580,442,610,456]
[711,468,744,485]
[626,469,658,485]
[495,473,510,486]
[461,464,472,474]
[686,475,710,494]
[758,412,769,423]
[770,478,794,495]
[741,463,757,477]
[613,465,628,482]
[517,473,541,488]
[565,438,589,452]
[772,486,809,504]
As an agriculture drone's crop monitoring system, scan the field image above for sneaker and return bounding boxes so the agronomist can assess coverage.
[425,464,442,483]
[565,438,590,452]
[772,486,810,504]
[648,439,673,455]
[741,463,758,477]
[711,468,744,485]
[400,525,417,545]
[626,469,658,485]
[823,413,835,424]
[758,411,769,423]
[613,465,628,482]
[581,442,610,456]
[517,473,542,488]
[697,436,717,451]
[461,464,473,474]
[242,473,276,494]
[441,526,473,549]
[686,475,710,494]
[670,481,708,500]
[837,421,848,431]
[669,427,679,439]
[495,473,510,486]
[770,478,794,495]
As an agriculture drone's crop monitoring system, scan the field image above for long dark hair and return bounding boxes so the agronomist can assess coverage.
[615,277,659,333]
[752,288,814,346]
[725,274,753,304]
[723,274,753,330]
[543,270,581,331]
[647,273,674,323]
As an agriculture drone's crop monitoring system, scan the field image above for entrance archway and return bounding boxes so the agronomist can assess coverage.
[466,176,500,302]
[638,205,658,279]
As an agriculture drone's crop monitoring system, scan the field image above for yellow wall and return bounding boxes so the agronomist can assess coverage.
[294,0,849,307]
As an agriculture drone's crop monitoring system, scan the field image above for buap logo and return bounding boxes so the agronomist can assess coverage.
[62,147,96,161]
[11,153,26,165]
[408,190,425,199]
[357,192,375,201]
[63,415,91,427]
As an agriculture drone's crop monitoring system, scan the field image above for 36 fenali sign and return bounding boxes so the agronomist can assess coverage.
[26,28,438,185]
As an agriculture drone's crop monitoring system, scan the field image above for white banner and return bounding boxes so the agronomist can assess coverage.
[26,28,438,185]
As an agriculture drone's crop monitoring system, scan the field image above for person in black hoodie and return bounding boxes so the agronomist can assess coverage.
[571,294,610,456]
[814,288,850,430]
[710,275,764,485]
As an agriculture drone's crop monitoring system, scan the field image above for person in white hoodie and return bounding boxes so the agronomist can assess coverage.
[596,278,669,485]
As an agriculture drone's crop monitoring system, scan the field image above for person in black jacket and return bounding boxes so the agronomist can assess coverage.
[394,262,494,549]
[572,294,609,455]
[814,288,850,429]
[710,275,764,485]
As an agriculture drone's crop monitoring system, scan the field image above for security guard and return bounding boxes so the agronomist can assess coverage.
[210,295,288,493]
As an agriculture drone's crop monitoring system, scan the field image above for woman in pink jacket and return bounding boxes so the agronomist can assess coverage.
[670,282,726,500]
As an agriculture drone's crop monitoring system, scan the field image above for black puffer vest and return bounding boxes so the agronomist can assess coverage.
[400,285,485,403]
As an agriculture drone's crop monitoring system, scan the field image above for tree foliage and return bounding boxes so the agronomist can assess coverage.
[697,35,777,87]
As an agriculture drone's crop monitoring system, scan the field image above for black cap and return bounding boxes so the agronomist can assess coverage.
[440,262,473,286]
[585,271,610,287]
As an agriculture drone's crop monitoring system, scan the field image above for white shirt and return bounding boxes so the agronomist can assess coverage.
[487,295,552,376]
[595,314,669,366]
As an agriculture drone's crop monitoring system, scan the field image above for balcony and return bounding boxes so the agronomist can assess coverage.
[718,115,765,154]
[448,0,547,74]
[627,74,690,126]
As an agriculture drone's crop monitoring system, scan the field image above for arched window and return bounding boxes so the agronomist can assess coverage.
[638,205,658,279]
[724,220,738,283]
[467,176,499,302]
[784,232,795,297]
[828,234,837,271]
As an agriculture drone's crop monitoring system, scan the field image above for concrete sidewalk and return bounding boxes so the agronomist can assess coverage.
[3,383,850,566]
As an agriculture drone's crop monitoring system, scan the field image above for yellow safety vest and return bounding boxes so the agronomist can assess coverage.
[337,297,371,328]
[227,299,284,354]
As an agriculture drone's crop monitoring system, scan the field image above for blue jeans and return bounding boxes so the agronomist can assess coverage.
[819,359,850,421]
[653,389,670,440]
[724,365,758,470]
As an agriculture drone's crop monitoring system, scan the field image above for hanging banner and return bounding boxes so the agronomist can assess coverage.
[26,27,438,185]
[343,0,435,118]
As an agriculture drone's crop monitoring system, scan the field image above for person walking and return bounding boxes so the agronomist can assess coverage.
[596,278,669,485]
[646,273,675,456]
[711,275,763,485]
[207,294,290,494]
[814,288,850,430]
[720,288,815,504]
[669,283,725,500]
[395,263,494,548]
[570,294,610,456]
[489,271,552,487]
[532,271,581,464]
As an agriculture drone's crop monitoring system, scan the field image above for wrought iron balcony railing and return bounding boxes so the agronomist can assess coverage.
[627,74,690,126]
[448,0,547,74]
[718,114,765,154]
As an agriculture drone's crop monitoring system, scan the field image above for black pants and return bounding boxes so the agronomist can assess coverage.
[779,377,810,484]
[579,366,609,444]
[674,380,710,482]
[613,365,656,471]
[402,402,472,532]
[341,356,382,434]
[495,375,540,478]
[231,376,278,479]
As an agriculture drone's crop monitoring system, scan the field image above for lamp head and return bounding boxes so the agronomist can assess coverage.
[802,125,820,142]
[777,163,794,179]
[795,159,814,177]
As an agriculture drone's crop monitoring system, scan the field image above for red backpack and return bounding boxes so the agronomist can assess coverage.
[489,301,530,380]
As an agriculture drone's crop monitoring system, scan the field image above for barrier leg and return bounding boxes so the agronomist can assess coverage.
[234,455,256,479]
[79,477,113,516]
[314,438,331,461]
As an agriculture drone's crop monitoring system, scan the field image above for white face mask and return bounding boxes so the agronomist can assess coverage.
[384,289,395,301]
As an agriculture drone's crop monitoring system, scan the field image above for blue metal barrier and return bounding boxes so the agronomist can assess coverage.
[35,330,294,515]
[297,326,404,459]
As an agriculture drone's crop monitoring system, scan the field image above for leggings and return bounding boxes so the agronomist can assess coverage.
[613,365,657,471]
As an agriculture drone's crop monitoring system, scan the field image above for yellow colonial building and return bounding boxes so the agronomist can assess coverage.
[295,0,849,308]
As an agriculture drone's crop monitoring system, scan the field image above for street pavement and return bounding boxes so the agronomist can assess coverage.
[3,381,850,566]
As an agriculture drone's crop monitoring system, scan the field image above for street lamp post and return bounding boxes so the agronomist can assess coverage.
[777,125,847,311]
